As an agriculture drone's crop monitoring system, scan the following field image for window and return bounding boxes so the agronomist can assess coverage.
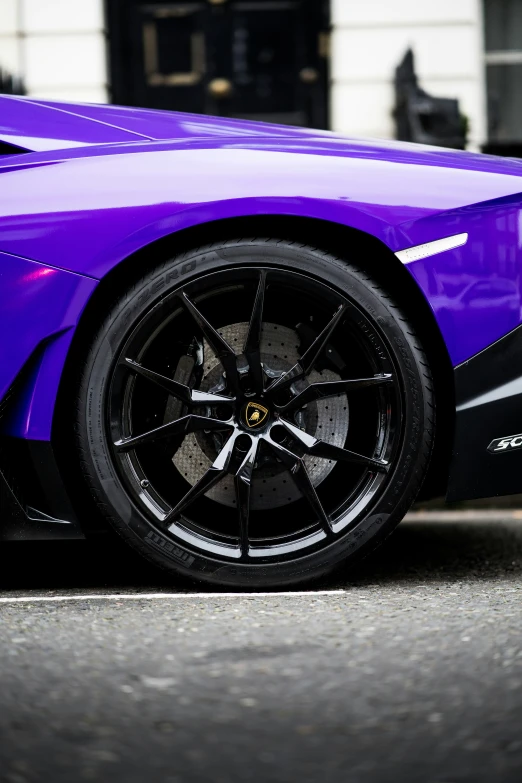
[484,0,522,154]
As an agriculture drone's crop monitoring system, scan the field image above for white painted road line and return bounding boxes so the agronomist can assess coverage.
[0,590,346,604]
[406,510,522,522]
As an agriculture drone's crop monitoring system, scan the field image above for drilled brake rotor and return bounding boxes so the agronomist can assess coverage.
[168,322,348,510]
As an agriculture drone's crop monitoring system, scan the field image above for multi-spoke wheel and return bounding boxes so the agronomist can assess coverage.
[76,239,434,588]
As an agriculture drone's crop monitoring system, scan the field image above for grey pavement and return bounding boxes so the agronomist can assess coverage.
[1,513,522,783]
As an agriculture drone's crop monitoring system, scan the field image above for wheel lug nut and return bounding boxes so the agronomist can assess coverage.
[236,433,252,452]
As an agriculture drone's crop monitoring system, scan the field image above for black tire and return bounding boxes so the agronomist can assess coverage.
[75,238,434,589]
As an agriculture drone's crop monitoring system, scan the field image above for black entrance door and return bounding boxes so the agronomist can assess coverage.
[107,0,330,129]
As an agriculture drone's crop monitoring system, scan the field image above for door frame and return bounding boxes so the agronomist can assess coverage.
[105,0,330,128]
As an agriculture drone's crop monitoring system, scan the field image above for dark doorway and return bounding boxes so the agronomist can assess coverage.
[106,0,330,129]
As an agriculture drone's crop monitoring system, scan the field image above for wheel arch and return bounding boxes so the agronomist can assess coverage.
[53,214,454,532]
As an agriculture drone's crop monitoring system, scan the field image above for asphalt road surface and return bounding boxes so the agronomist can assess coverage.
[1,512,522,783]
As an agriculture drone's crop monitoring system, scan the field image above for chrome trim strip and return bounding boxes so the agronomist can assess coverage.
[395,232,468,264]
[457,375,522,412]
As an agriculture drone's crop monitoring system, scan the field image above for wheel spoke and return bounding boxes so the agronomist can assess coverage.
[165,465,226,524]
[277,374,393,413]
[242,270,267,393]
[164,432,237,524]
[278,417,389,473]
[114,414,232,452]
[265,438,332,535]
[268,304,347,392]
[122,358,235,405]
[233,439,259,557]
[179,292,239,391]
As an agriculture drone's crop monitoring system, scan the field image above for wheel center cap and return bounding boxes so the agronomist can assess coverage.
[242,400,270,430]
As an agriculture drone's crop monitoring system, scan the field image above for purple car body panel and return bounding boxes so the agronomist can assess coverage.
[0,96,149,151]
[5,330,77,442]
[0,250,97,439]
[399,194,522,363]
[1,96,522,444]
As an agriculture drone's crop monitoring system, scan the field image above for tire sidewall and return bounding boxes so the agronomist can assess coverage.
[78,240,431,588]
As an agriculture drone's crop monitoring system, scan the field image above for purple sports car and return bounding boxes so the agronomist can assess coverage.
[1,96,522,588]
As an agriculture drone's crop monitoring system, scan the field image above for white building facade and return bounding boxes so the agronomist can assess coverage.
[331,0,487,150]
[0,0,107,104]
[0,0,518,153]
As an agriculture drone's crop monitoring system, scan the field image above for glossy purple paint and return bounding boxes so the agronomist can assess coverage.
[3,330,76,441]
[0,95,148,151]
[400,194,522,363]
[1,97,522,441]
[36,98,338,142]
[0,250,97,439]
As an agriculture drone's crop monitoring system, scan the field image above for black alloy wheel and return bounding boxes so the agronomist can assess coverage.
[76,239,434,587]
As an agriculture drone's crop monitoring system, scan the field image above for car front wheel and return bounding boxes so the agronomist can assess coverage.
[75,238,434,588]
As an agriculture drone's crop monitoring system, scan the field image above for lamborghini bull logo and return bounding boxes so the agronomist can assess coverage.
[245,401,269,429]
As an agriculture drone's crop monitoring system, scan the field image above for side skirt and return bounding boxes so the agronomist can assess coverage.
[448,324,522,501]
[0,438,84,541]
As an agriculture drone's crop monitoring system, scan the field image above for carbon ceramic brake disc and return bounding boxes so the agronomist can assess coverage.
[171,322,348,510]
